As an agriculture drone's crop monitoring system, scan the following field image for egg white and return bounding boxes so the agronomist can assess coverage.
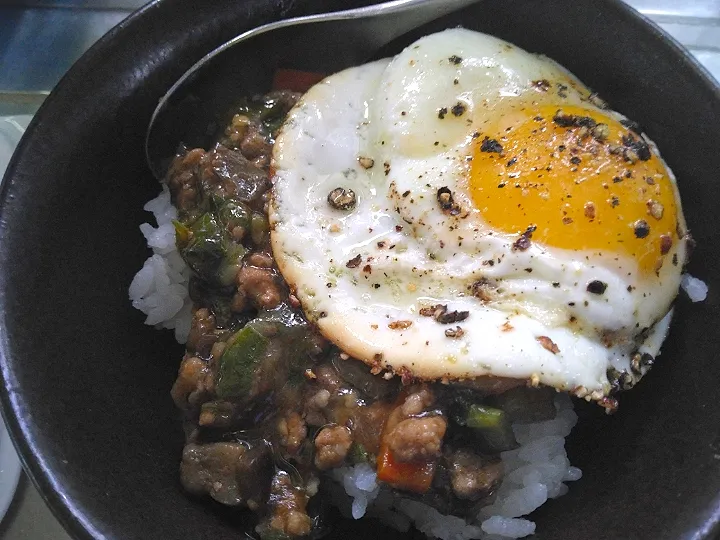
[269,29,686,400]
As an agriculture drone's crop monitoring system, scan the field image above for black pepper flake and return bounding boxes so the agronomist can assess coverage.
[621,133,651,161]
[437,309,469,324]
[532,79,551,91]
[346,254,362,268]
[472,277,498,301]
[570,156,582,165]
[480,136,503,153]
[620,118,642,133]
[395,225,403,232]
[358,156,374,169]
[584,202,596,220]
[591,123,610,142]
[506,157,518,167]
[557,83,568,98]
[562,217,573,225]
[453,78,459,85]
[672,253,678,266]
[402,190,411,198]
[588,92,609,109]
[633,220,650,239]
[383,162,391,176]
[327,187,357,210]
[512,224,537,251]
[448,55,462,65]
[587,280,608,295]
[471,131,481,139]
[377,241,386,248]
[373,283,381,289]
[444,326,465,338]
[451,102,466,117]
[660,234,672,255]
[420,304,469,324]
[646,199,664,220]
[362,264,372,273]
[552,282,560,288]
[612,176,623,183]
[536,336,560,354]
[437,107,448,120]
[610,196,619,208]
[552,109,597,129]
[436,186,461,215]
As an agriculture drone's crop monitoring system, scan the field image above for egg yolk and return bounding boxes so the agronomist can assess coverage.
[469,105,678,275]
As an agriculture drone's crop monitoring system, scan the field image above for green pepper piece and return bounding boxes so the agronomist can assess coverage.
[348,442,370,465]
[217,198,251,233]
[215,325,269,399]
[181,212,226,281]
[250,213,270,245]
[217,242,247,287]
[172,219,191,248]
[466,404,518,452]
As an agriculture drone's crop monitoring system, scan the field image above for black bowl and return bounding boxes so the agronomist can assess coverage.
[1,0,718,539]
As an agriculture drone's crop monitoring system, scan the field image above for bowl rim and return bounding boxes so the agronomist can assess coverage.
[0,0,718,539]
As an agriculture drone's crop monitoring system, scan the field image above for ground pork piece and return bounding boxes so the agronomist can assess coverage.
[266,471,313,538]
[246,251,274,268]
[314,425,353,470]
[313,363,345,393]
[171,356,211,409]
[166,148,205,212]
[448,450,504,500]
[277,411,307,454]
[180,442,246,506]
[304,389,332,426]
[186,307,217,357]
[240,124,272,161]
[348,401,393,454]
[401,387,435,416]
[385,416,447,463]
[234,264,282,311]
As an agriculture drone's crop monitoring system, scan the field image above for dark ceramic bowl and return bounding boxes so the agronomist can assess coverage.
[1,0,719,539]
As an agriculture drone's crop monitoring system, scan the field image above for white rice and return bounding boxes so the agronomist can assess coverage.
[129,188,192,343]
[680,274,708,302]
[330,394,581,540]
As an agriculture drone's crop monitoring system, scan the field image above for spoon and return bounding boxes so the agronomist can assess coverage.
[145,0,481,180]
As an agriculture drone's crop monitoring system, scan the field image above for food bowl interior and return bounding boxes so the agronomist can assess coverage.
[0,0,718,539]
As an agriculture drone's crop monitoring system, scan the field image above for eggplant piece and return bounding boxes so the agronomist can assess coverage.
[465,404,518,453]
[331,354,398,400]
[178,212,226,280]
[490,386,557,423]
[216,325,269,399]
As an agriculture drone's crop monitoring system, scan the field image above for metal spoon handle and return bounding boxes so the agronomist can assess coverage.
[146,0,481,178]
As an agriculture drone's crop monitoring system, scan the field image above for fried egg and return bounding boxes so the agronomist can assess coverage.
[269,29,689,401]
